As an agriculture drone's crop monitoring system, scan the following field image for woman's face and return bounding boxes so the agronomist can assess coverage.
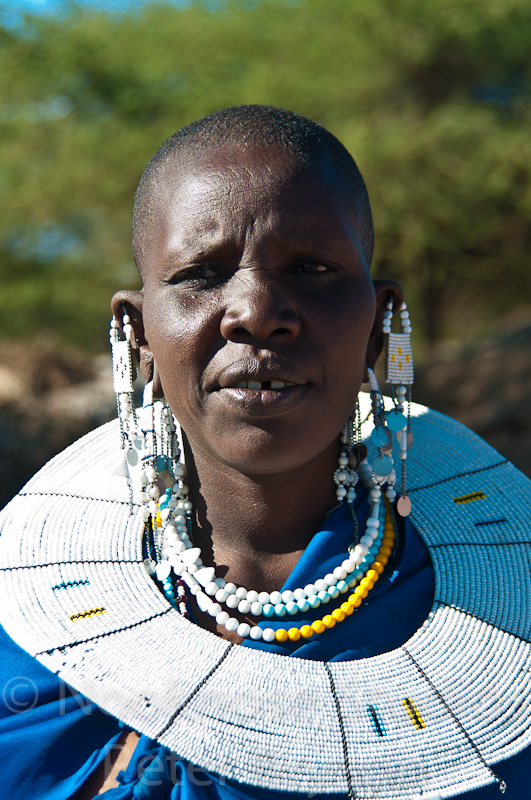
[128,148,382,475]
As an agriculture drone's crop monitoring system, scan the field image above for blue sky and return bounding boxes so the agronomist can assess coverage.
[0,0,195,29]
[2,0,192,27]
[7,0,153,11]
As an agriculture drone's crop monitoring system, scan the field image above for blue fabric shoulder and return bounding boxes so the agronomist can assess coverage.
[0,623,123,799]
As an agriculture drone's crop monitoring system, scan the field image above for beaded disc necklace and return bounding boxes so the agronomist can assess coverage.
[0,397,529,799]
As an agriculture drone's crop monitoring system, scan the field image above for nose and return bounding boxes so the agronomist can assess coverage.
[219,271,302,344]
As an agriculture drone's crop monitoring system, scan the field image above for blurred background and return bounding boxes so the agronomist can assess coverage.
[1,0,531,507]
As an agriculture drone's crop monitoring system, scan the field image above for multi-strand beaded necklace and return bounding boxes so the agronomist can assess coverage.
[148,466,396,643]
[135,379,399,642]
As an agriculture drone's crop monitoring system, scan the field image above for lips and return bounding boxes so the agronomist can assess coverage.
[208,358,312,416]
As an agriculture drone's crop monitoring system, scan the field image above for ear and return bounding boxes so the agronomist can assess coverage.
[111,289,163,397]
[364,280,404,378]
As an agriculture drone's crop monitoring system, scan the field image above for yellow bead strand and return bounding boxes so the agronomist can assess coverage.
[274,503,396,642]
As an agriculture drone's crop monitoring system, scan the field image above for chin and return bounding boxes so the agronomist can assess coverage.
[194,427,338,478]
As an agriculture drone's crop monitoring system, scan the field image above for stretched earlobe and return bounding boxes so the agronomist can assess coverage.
[365,280,404,371]
[111,289,163,398]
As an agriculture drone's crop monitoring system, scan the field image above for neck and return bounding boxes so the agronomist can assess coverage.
[185,440,340,594]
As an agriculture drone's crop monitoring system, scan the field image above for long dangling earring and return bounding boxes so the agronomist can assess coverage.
[334,403,361,542]
[383,295,414,517]
[109,308,141,504]
[367,367,395,481]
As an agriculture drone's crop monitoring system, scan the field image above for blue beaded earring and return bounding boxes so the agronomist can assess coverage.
[383,296,413,516]
[365,296,414,517]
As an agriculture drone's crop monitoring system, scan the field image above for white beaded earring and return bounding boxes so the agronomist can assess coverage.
[109,308,141,498]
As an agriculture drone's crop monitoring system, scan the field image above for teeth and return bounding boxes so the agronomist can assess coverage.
[233,380,297,389]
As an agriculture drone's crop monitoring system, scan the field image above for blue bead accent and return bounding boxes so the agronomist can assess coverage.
[286,601,298,615]
[274,603,287,617]
[337,580,349,593]
[296,599,310,613]
[307,595,321,609]
[329,586,340,600]
[369,545,379,557]
[263,604,275,618]
[317,590,330,603]
[156,455,168,472]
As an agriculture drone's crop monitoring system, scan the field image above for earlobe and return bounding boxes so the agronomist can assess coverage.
[110,289,164,397]
[365,280,404,374]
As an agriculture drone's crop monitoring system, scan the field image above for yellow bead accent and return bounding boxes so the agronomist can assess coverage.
[311,619,326,634]
[288,627,301,642]
[403,697,426,729]
[69,607,106,622]
[273,502,397,643]
[453,490,486,505]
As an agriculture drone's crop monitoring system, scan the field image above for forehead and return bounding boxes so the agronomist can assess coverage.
[143,147,364,270]
[159,142,354,212]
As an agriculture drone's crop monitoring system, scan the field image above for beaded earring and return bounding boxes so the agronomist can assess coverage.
[383,296,414,517]
[109,309,140,494]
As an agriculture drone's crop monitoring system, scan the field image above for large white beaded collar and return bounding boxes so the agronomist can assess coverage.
[0,396,530,800]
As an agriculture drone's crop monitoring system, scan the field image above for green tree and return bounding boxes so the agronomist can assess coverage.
[1,0,530,350]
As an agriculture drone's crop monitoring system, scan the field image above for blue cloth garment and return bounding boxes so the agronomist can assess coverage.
[0,497,528,799]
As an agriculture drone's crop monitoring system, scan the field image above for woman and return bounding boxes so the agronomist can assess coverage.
[0,106,529,799]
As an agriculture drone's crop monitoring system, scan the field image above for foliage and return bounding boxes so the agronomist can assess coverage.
[1,0,530,351]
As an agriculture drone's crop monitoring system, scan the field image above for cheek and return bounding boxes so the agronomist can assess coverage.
[142,289,221,402]
[320,283,376,367]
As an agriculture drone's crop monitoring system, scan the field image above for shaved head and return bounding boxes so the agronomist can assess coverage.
[132,105,374,276]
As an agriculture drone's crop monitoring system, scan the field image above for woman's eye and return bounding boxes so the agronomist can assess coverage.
[190,265,220,279]
[293,262,331,274]
[171,264,227,284]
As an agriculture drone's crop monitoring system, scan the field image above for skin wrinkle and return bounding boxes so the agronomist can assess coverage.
[135,147,370,279]
[159,188,366,283]
[132,106,376,279]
